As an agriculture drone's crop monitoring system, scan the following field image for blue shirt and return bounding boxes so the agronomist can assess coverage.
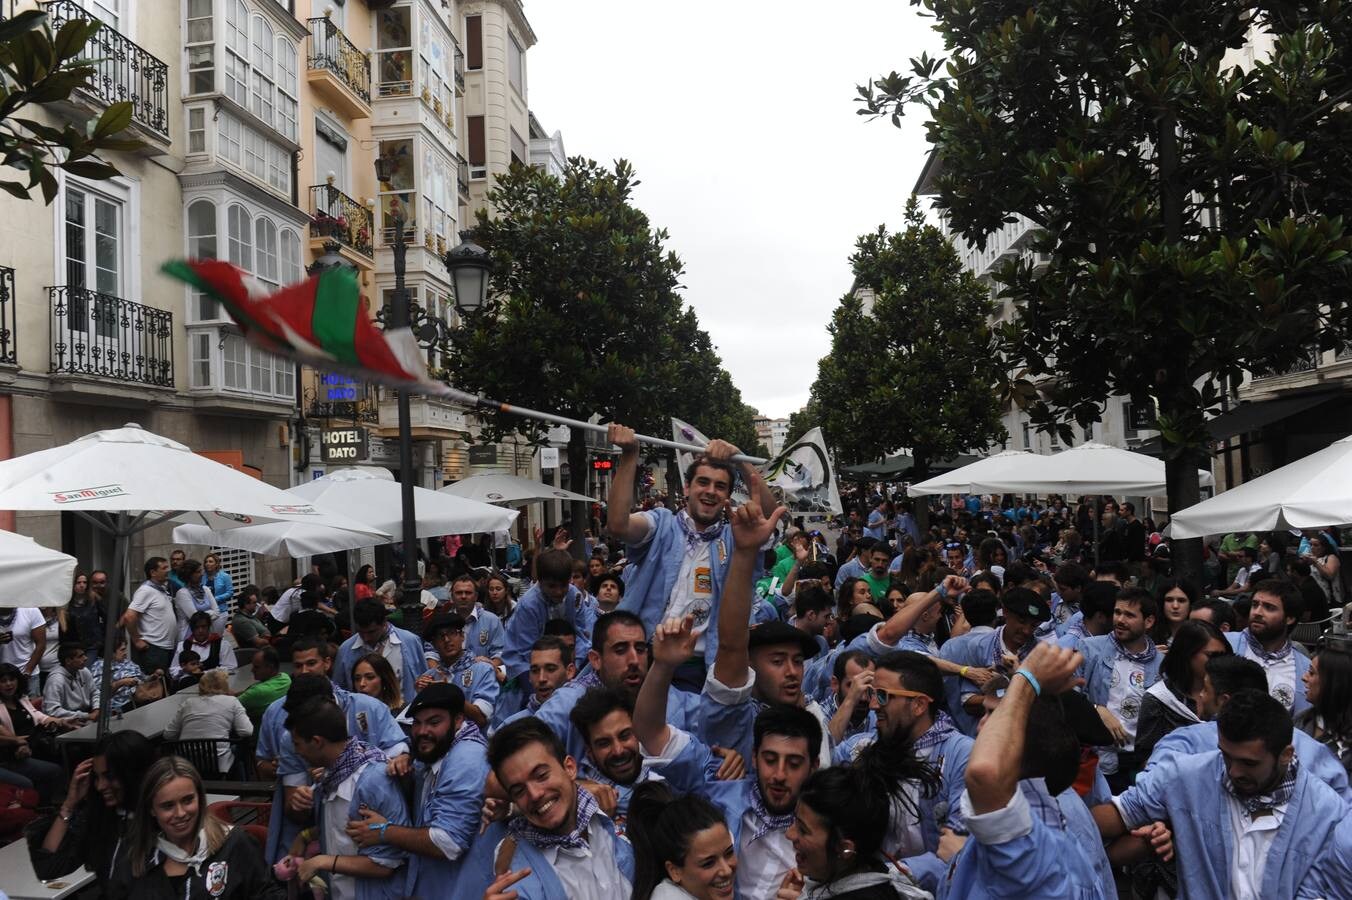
[417,653,501,719]
[315,759,409,900]
[406,729,490,898]
[451,813,633,900]
[462,605,505,659]
[501,584,595,680]
[335,623,426,701]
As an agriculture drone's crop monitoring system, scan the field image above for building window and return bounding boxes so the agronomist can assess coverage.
[1020,422,1031,451]
[219,112,241,164]
[249,16,276,126]
[244,126,265,180]
[255,217,278,287]
[222,331,248,390]
[281,229,301,282]
[465,14,482,70]
[377,138,415,243]
[64,186,121,298]
[186,0,214,94]
[187,199,219,321]
[275,35,298,141]
[510,129,526,166]
[80,0,124,32]
[507,33,524,96]
[225,0,249,106]
[187,107,206,153]
[227,203,252,271]
[376,5,412,97]
[190,331,213,388]
[467,115,485,179]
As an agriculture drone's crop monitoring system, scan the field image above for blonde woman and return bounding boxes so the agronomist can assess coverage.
[107,755,282,899]
[162,669,252,777]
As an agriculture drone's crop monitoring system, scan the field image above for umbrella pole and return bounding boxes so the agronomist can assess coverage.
[1093,500,1101,569]
[347,551,359,633]
[96,516,129,739]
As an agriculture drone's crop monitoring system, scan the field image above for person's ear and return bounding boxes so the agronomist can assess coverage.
[664,859,682,884]
[839,836,856,859]
[587,649,601,672]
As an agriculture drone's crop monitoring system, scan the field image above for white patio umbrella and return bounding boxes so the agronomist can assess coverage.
[0,423,391,731]
[171,519,392,558]
[1169,434,1352,539]
[440,472,594,506]
[0,532,77,608]
[908,450,1038,496]
[289,467,518,538]
[966,442,1214,495]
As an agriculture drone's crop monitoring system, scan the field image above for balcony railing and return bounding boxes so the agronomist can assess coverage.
[453,41,465,89]
[42,0,169,138]
[50,286,173,386]
[0,266,16,365]
[307,16,370,104]
[310,184,374,258]
[456,154,470,198]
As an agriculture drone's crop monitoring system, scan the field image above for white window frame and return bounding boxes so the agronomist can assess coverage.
[507,31,524,97]
[186,198,221,322]
[53,174,140,305]
[185,0,214,96]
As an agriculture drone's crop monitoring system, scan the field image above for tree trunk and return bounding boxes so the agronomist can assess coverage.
[912,453,931,536]
[1165,451,1204,583]
[566,428,589,560]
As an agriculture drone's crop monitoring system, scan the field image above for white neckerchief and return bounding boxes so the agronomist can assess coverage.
[155,829,212,875]
[1145,679,1201,725]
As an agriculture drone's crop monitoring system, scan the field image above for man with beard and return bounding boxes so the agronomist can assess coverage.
[939,587,1051,735]
[1096,690,1343,899]
[453,718,633,900]
[823,649,874,745]
[1226,578,1311,713]
[501,610,698,761]
[286,697,410,899]
[832,651,975,894]
[605,422,775,679]
[347,683,489,899]
[413,613,498,728]
[1077,587,1162,792]
[634,629,820,900]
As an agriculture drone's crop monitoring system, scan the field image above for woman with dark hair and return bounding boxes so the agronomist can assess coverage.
[483,571,516,620]
[628,781,737,900]
[1150,577,1199,649]
[1135,619,1230,760]
[1305,532,1345,609]
[172,559,223,639]
[354,563,377,601]
[0,662,72,801]
[1297,647,1352,776]
[836,577,876,622]
[784,746,934,899]
[107,755,282,899]
[975,538,1008,580]
[68,570,105,665]
[351,651,405,716]
[28,730,156,880]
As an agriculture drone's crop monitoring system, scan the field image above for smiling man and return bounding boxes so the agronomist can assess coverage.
[453,718,634,900]
[347,683,489,900]
[605,421,776,679]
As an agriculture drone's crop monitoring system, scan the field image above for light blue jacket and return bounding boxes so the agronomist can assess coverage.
[462,605,505,659]
[1226,631,1312,715]
[419,654,501,718]
[619,508,753,668]
[315,759,409,900]
[259,685,409,863]
[939,780,1107,899]
[1115,750,1342,900]
[938,630,1026,736]
[1143,720,1352,803]
[502,584,595,680]
[203,570,233,612]
[1300,814,1352,899]
[502,680,700,762]
[450,813,633,900]
[1076,634,1162,710]
[406,729,490,899]
[335,623,425,701]
[833,556,867,589]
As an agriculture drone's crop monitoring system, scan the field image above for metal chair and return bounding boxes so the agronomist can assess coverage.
[1291,614,1336,653]
[160,738,256,781]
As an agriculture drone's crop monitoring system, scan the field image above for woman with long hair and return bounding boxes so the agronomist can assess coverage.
[1305,533,1345,609]
[29,730,156,881]
[628,781,736,900]
[483,572,516,620]
[836,578,877,622]
[0,663,71,802]
[1297,647,1352,777]
[975,538,1008,579]
[202,552,234,614]
[67,570,104,665]
[784,744,935,899]
[1150,577,1199,649]
[107,756,283,899]
[1135,619,1230,761]
[162,668,253,777]
[172,559,223,640]
[351,652,404,716]
[354,564,376,601]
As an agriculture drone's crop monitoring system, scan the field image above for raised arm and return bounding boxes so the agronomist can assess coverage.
[604,423,650,543]
[713,501,786,689]
[876,576,968,646]
[636,615,697,752]
[965,642,1082,815]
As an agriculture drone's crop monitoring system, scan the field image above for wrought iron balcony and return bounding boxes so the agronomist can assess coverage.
[310,184,374,258]
[453,40,465,90]
[307,16,371,105]
[42,0,169,138]
[0,266,16,365]
[456,154,470,199]
[49,287,173,387]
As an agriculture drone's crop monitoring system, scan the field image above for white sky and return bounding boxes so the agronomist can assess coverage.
[524,1,941,420]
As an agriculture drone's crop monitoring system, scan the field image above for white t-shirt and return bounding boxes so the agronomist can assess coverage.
[322,766,363,900]
[0,607,47,670]
[128,581,177,650]
[1106,656,1148,749]
[39,614,60,673]
[635,513,719,652]
[269,586,301,624]
[1240,643,1298,711]
[1225,788,1284,900]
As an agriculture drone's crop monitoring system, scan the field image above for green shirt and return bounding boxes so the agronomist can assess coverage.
[861,571,891,601]
[239,672,291,725]
[231,611,268,647]
[1219,533,1258,582]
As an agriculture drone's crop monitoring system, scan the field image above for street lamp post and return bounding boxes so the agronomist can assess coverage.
[375,155,424,629]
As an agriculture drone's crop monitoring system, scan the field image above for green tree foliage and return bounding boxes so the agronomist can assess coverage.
[861,1,1352,577]
[804,200,1007,481]
[446,159,759,543]
[0,10,142,202]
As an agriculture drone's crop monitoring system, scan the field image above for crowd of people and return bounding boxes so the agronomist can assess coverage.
[1,424,1351,898]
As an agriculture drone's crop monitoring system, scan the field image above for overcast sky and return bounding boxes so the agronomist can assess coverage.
[524,2,941,420]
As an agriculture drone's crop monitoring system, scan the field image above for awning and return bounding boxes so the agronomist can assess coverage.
[1136,390,1338,455]
[839,453,985,483]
